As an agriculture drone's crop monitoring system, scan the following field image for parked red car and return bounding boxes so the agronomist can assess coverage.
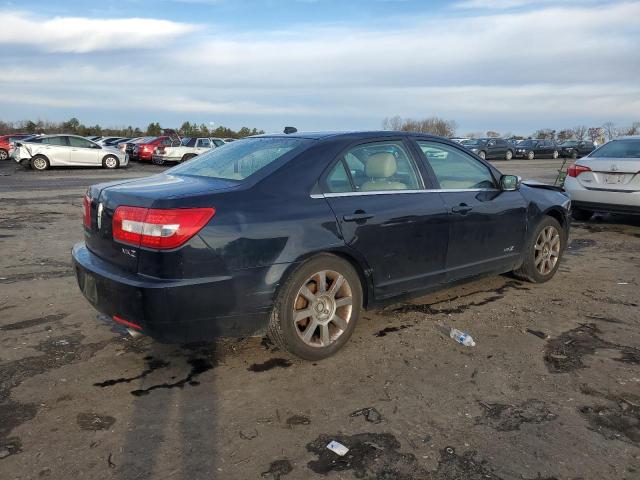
[132,136,174,161]
[0,134,32,160]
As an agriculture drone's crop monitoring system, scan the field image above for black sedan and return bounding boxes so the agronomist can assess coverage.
[514,139,560,160]
[461,138,515,160]
[557,140,596,159]
[73,131,570,360]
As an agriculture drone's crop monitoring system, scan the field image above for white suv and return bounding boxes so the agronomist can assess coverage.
[12,134,128,171]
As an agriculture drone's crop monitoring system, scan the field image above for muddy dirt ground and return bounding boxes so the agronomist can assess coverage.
[0,158,639,480]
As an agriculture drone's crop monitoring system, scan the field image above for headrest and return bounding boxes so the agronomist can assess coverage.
[365,152,397,179]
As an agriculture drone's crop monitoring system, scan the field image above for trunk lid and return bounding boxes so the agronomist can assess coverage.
[84,173,240,272]
[576,157,640,192]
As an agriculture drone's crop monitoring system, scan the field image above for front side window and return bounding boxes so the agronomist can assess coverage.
[170,137,308,180]
[69,137,95,148]
[590,140,640,159]
[417,141,496,190]
[341,141,421,192]
[212,139,225,147]
[197,138,211,148]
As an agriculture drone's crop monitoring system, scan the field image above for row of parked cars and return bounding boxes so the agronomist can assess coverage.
[456,137,596,161]
[0,133,230,170]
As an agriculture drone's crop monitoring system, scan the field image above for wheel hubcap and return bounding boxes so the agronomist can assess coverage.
[293,270,353,348]
[0,151,7,160]
[106,158,116,167]
[34,158,46,169]
[534,226,560,275]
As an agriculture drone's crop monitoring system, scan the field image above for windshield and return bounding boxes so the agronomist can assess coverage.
[590,139,640,159]
[170,137,309,180]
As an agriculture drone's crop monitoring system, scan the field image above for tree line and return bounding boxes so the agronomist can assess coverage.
[383,116,640,142]
[0,118,265,139]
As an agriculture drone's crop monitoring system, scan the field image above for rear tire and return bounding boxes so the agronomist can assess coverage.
[527,151,535,160]
[30,155,49,171]
[478,150,486,160]
[571,208,593,221]
[102,155,119,169]
[267,254,362,361]
[513,216,564,284]
[0,149,8,161]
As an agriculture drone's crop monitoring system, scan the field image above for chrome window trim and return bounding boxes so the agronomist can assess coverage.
[310,188,498,199]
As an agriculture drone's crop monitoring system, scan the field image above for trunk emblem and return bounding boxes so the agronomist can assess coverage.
[611,164,619,172]
[97,203,104,230]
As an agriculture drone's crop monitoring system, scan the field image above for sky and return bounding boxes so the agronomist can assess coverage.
[0,0,639,136]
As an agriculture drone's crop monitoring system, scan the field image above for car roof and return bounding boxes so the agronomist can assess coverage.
[253,131,452,141]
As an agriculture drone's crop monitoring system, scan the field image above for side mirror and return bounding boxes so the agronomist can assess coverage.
[500,174,520,191]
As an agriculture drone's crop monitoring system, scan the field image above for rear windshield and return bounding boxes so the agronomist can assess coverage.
[590,140,640,159]
[170,137,307,180]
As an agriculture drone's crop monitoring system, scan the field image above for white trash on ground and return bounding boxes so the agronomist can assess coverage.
[450,328,476,347]
[326,440,349,456]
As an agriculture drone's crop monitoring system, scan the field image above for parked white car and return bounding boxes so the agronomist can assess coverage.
[152,137,217,165]
[12,134,128,171]
[564,136,640,220]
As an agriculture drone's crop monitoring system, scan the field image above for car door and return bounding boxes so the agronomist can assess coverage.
[68,136,101,166]
[321,138,449,299]
[413,139,527,281]
[40,135,71,165]
[196,138,211,154]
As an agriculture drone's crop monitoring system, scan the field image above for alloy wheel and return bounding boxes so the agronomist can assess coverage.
[0,150,7,161]
[293,270,353,348]
[505,150,513,160]
[105,157,118,168]
[33,157,47,170]
[534,226,560,275]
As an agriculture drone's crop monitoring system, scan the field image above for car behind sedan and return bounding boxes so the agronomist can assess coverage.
[564,136,640,220]
[13,134,127,170]
[72,131,570,360]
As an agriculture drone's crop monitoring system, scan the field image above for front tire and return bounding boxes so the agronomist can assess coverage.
[513,217,564,283]
[552,150,559,159]
[505,149,513,161]
[180,154,197,163]
[267,254,362,360]
[570,150,578,159]
[31,155,49,171]
[527,151,535,160]
[102,155,119,169]
[0,149,8,161]
[571,208,593,221]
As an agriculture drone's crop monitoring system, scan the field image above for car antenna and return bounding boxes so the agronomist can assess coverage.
[284,126,297,134]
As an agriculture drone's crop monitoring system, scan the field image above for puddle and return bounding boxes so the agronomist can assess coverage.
[77,412,116,431]
[391,280,529,316]
[130,357,215,397]
[286,415,310,427]
[544,323,640,373]
[475,399,557,431]
[261,459,293,480]
[306,432,424,479]
[0,313,67,331]
[94,356,171,388]
[248,358,292,372]
[567,238,597,253]
[579,387,640,444]
[375,325,412,337]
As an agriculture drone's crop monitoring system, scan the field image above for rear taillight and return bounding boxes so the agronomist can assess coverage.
[142,145,153,152]
[83,194,91,228]
[567,164,591,178]
[112,206,215,250]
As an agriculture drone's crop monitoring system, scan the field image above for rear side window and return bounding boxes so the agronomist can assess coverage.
[417,141,496,190]
[42,136,68,146]
[325,160,352,193]
[69,137,95,148]
[170,137,307,180]
[338,141,421,192]
[197,138,211,148]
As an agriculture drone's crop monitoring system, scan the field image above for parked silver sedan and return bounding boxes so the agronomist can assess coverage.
[12,134,128,171]
[564,136,640,220]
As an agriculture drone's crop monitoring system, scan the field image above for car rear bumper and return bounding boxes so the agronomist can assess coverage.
[564,176,640,212]
[72,242,272,342]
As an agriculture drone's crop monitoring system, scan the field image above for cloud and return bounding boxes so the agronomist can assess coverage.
[0,11,198,53]
[0,1,638,133]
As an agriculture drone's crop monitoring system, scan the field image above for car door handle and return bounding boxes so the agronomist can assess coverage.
[343,212,374,222]
[451,204,473,214]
